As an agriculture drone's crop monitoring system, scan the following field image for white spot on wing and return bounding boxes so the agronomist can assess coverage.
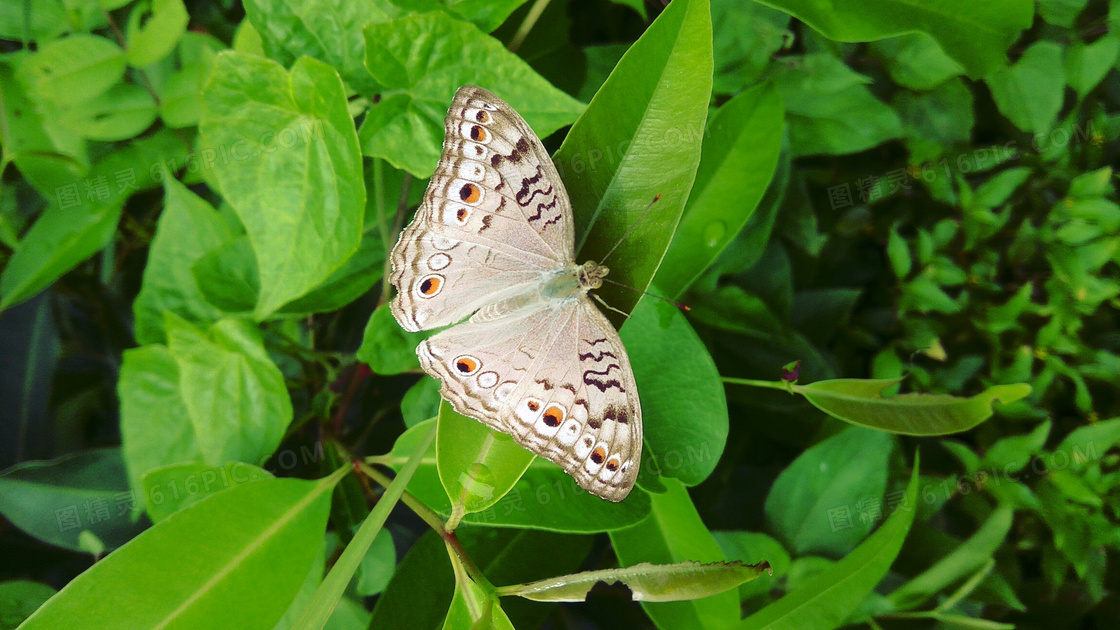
[427,253,451,270]
[477,371,498,388]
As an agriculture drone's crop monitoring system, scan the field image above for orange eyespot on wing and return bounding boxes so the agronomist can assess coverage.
[590,447,606,465]
[475,110,490,123]
[470,125,488,142]
[527,400,540,412]
[454,356,480,375]
[417,275,443,297]
[459,183,481,204]
[542,405,565,427]
[606,458,620,472]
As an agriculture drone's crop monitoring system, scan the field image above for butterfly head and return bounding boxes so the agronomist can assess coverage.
[578,260,609,291]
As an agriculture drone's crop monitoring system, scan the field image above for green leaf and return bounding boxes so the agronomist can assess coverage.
[141,462,272,522]
[870,32,965,90]
[1039,0,1087,27]
[242,0,391,95]
[739,455,921,630]
[752,0,1033,78]
[980,420,1051,473]
[383,420,650,532]
[16,34,126,104]
[53,83,157,142]
[133,179,232,344]
[278,231,385,317]
[887,225,912,278]
[711,0,791,94]
[126,0,190,67]
[354,529,396,597]
[191,236,259,314]
[714,531,793,603]
[794,379,1031,435]
[444,0,529,32]
[1053,417,1120,472]
[359,12,584,177]
[0,201,122,311]
[0,448,146,552]
[437,403,535,517]
[499,560,771,603]
[895,77,974,158]
[621,298,728,486]
[610,479,740,630]
[291,426,433,630]
[772,54,902,158]
[987,41,1066,134]
[556,0,712,319]
[0,580,56,630]
[0,60,88,197]
[401,375,441,428]
[886,505,1014,610]
[656,83,784,299]
[1065,34,1120,98]
[18,473,343,630]
[973,166,1032,208]
[119,345,199,513]
[764,427,893,557]
[0,0,69,40]
[356,303,431,375]
[200,52,365,318]
[166,316,293,466]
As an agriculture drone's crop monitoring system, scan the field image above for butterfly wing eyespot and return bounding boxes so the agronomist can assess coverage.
[453,355,480,375]
[416,275,443,298]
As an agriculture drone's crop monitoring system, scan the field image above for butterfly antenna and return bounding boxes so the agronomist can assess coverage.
[592,293,632,319]
[600,277,691,313]
[598,194,661,266]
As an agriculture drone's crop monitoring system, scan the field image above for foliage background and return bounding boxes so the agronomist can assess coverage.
[1,0,1119,628]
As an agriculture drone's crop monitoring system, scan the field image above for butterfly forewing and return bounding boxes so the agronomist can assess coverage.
[389,85,642,501]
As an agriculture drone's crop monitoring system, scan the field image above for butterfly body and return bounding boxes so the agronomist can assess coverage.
[389,86,641,502]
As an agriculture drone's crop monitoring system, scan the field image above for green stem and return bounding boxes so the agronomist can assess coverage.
[721,376,796,394]
[358,460,446,535]
[508,0,551,54]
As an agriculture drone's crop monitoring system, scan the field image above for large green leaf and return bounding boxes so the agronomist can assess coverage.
[656,83,784,299]
[0,448,147,552]
[556,0,712,320]
[18,473,343,630]
[200,52,365,317]
[739,456,921,630]
[763,426,893,557]
[986,40,1066,133]
[126,0,189,67]
[132,179,232,344]
[242,0,391,95]
[753,0,1033,78]
[166,316,293,466]
[359,11,584,177]
[621,298,728,487]
[436,403,535,519]
[610,479,740,630]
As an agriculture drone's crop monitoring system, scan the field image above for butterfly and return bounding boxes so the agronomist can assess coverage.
[388,85,642,502]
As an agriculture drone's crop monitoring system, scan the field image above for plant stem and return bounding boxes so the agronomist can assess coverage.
[721,376,796,393]
[357,460,446,535]
[508,0,551,54]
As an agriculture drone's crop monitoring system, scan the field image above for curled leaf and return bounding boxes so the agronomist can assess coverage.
[497,560,771,603]
[795,379,1031,435]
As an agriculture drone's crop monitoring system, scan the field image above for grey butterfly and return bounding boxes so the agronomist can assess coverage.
[389,85,642,502]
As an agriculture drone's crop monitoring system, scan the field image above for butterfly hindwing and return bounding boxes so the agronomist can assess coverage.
[417,299,641,501]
